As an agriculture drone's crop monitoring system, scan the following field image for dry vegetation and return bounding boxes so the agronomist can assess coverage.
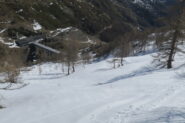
[0,43,24,85]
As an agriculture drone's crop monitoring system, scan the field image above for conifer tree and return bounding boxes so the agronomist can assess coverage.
[155,0,185,68]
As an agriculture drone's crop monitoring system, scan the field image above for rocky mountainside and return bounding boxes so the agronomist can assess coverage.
[0,0,175,42]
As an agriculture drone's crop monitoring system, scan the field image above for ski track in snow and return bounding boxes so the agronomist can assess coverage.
[1,53,185,123]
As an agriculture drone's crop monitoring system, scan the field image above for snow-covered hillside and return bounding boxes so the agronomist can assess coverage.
[1,51,185,123]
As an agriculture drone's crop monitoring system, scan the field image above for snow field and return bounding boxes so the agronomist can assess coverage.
[0,52,185,123]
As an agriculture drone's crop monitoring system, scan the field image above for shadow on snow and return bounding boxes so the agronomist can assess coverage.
[96,66,159,86]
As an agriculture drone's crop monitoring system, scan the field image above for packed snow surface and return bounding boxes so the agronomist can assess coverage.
[1,52,185,123]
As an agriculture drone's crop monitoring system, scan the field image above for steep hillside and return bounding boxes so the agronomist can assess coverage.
[0,0,174,42]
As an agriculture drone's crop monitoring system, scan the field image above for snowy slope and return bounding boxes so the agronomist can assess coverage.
[1,51,185,123]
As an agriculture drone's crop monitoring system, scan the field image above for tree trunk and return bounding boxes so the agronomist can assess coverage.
[67,62,70,75]
[113,60,116,69]
[72,62,75,73]
[120,58,124,66]
[167,30,178,69]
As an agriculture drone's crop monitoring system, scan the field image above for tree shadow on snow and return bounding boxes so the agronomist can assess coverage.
[96,66,159,85]
[95,68,114,72]
[25,73,65,81]
[130,107,185,123]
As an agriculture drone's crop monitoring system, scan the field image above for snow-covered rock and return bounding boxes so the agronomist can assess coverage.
[33,20,42,31]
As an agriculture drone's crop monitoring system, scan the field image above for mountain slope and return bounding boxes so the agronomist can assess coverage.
[0,0,175,42]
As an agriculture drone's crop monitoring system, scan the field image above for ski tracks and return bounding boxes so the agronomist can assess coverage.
[77,82,185,123]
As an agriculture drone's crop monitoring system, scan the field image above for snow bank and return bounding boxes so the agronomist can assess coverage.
[0,37,18,48]
[51,27,72,37]
[33,20,42,31]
